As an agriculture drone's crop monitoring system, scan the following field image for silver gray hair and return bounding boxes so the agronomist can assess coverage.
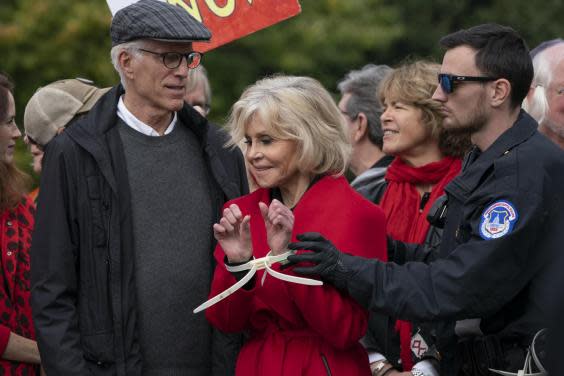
[523,42,564,124]
[110,40,146,89]
[187,65,212,110]
[337,64,392,148]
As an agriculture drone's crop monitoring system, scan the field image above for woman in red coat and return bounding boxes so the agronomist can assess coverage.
[0,73,41,374]
[204,76,387,375]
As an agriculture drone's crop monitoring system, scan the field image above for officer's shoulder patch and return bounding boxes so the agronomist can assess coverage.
[479,200,518,240]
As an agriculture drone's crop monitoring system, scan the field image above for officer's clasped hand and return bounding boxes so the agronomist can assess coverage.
[287,232,353,292]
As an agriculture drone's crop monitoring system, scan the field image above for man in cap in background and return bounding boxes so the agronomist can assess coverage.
[23,78,109,202]
[522,38,564,149]
[30,1,248,375]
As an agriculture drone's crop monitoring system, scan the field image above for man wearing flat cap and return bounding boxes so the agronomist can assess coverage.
[30,1,248,375]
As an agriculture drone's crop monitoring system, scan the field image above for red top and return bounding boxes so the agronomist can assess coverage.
[0,197,38,374]
[205,176,387,376]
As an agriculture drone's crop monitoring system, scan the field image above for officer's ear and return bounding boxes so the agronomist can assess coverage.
[489,78,511,108]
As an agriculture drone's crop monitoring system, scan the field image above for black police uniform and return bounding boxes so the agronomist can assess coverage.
[339,111,564,374]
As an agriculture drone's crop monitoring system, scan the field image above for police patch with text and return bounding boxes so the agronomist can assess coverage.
[479,200,518,240]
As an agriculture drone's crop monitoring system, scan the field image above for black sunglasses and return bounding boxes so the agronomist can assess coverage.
[438,73,498,94]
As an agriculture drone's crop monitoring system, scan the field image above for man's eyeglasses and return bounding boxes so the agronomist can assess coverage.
[139,49,203,69]
[438,73,498,94]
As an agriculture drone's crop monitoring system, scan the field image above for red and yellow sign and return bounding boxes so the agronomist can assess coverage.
[107,0,302,52]
[169,0,301,52]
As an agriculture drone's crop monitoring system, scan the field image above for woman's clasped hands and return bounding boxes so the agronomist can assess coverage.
[213,199,294,264]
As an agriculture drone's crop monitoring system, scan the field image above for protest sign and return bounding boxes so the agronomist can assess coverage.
[106,0,301,52]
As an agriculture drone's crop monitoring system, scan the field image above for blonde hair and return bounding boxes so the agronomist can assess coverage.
[379,60,470,158]
[227,75,351,176]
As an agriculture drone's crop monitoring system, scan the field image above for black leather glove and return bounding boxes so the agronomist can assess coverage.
[287,232,357,292]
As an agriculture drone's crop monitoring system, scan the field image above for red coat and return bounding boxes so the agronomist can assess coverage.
[205,176,387,376]
[0,197,38,375]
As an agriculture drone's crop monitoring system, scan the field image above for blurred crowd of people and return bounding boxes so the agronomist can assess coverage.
[1,0,563,375]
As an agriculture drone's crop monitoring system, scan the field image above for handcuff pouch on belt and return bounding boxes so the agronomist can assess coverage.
[459,330,547,376]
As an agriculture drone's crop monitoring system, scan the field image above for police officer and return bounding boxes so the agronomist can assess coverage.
[286,23,564,375]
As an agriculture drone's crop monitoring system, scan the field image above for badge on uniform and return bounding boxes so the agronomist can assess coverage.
[479,200,518,240]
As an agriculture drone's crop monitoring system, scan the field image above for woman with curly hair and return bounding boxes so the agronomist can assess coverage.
[365,61,471,376]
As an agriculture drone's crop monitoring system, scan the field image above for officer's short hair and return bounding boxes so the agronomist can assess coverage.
[337,64,392,149]
[440,23,533,110]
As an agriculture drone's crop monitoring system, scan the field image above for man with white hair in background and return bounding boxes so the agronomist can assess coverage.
[185,65,212,117]
[523,38,564,148]
[30,1,248,375]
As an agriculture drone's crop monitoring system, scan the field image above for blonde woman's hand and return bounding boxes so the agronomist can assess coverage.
[259,199,294,256]
[213,204,252,263]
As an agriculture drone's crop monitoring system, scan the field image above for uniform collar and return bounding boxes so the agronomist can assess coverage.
[446,110,537,199]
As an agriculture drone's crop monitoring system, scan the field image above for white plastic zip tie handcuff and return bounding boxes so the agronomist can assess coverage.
[193,250,322,313]
[488,328,547,376]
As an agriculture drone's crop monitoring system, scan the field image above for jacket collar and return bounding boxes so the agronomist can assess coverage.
[64,84,239,200]
[68,85,209,140]
[446,110,538,199]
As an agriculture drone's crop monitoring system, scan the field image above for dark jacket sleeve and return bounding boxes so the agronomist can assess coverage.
[387,225,442,265]
[207,125,248,375]
[211,328,244,376]
[363,231,440,367]
[31,137,91,375]
[206,123,249,200]
[345,189,551,322]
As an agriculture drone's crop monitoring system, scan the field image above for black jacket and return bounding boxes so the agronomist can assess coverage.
[31,86,249,376]
[342,112,564,374]
[363,204,443,371]
[350,155,394,204]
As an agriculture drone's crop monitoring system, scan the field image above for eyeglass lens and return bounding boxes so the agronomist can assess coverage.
[163,52,201,69]
[438,74,453,94]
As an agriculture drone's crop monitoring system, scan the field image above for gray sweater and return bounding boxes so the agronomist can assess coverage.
[119,119,214,376]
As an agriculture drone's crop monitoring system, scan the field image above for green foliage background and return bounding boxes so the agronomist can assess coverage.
[1,0,563,182]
